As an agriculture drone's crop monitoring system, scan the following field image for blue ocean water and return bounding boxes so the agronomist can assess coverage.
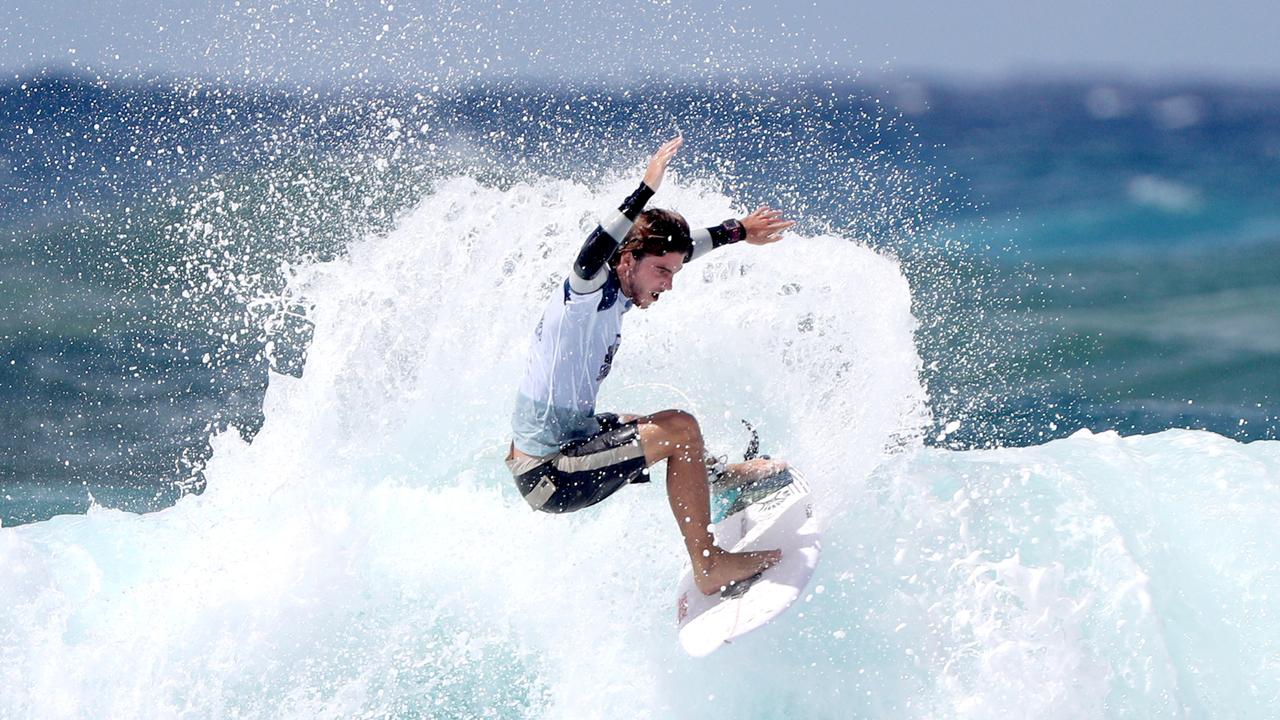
[3,74,1275,523]
[1,69,1278,717]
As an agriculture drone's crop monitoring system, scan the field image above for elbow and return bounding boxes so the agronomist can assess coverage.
[574,229,618,282]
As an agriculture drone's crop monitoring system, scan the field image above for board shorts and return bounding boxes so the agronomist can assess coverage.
[506,413,649,513]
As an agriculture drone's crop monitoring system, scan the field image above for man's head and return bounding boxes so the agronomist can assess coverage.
[611,209,691,309]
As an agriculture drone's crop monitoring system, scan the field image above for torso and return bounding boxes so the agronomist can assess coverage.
[510,270,632,456]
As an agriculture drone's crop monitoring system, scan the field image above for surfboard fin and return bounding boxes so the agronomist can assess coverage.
[741,419,761,461]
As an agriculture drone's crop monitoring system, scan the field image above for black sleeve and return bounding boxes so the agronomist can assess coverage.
[570,182,654,289]
[687,218,746,261]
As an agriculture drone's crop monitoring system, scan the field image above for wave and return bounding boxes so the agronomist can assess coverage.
[2,177,1276,718]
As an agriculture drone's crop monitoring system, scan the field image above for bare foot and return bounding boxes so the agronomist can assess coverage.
[712,457,789,491]
[693,547,782,595]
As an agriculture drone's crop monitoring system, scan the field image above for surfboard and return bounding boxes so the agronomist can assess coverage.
[675,466,821,657]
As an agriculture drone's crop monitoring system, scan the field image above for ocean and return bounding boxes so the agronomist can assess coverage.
[1,71,1278,717]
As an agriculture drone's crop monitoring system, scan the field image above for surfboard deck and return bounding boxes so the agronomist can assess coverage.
[675,466,821,657]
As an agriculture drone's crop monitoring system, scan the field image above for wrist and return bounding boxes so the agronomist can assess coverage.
[726,218,747,243]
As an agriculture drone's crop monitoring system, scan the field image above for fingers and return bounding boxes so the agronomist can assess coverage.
[747,207,788,222]
[741,205,795,245]
[746,207,794,229]
[653,135,683,160]
[643,136,682,190]
[651,137,682,164]
[758,208,787,218]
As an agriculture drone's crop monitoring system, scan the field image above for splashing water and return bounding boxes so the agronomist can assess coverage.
[3,175,1278,718]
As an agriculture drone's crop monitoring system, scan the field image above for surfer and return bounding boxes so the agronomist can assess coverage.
[506,136,796,595]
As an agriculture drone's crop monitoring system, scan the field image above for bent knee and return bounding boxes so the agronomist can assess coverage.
[654,409,701,441]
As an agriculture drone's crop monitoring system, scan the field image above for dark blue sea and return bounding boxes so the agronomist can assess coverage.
[4,73,1275,525]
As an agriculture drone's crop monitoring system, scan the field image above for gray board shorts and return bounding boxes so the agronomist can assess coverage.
[506,413,648,513]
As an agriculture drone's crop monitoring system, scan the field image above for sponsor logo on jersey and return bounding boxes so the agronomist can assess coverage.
[596,334,621,381]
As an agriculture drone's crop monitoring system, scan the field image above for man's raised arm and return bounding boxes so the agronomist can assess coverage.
[569,182,654,294]
[568,136,683,294]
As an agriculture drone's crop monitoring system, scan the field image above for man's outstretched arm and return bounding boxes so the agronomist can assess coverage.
[687,206,795,262]
[569,136,683,294]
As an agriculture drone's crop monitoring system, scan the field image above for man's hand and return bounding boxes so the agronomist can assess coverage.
[643,136,683,192]
[740,206,795,245]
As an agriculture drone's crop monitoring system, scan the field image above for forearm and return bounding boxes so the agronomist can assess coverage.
[569,182,655,293]
[687,218,747,262]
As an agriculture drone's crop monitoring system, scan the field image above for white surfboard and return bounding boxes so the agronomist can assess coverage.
[675,466,821,657]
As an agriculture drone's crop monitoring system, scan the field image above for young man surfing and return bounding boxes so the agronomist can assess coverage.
[506,136,795,595]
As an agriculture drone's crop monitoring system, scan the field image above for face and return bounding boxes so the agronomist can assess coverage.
[619,250,684,309]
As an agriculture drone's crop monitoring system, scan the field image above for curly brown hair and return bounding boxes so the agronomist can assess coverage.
[609,208,692,268]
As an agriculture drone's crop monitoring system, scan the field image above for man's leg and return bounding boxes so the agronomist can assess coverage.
[623,413,785,489]
[634,409,781,595]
